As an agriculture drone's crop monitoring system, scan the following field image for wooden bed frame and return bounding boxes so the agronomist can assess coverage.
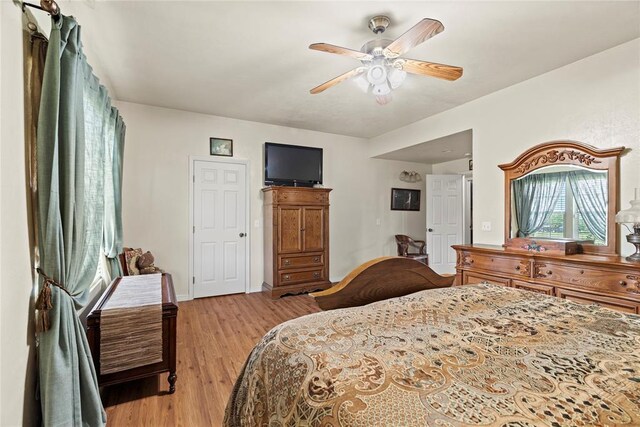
[310,257,455,310]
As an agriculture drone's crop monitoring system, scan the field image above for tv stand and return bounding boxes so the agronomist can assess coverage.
[262,187,332,298]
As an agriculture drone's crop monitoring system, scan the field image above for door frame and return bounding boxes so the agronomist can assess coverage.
[463,175,473,245]
[188,155,251,300]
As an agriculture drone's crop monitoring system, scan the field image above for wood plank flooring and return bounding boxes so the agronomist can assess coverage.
[101,292,320,426]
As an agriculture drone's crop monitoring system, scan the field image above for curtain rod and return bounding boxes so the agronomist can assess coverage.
[22,0,60,22]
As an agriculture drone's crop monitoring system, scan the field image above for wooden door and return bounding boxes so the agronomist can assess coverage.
[278,207,303,254]
[426,175,464,274]
[193,160,247,298]
[303,207,324,252]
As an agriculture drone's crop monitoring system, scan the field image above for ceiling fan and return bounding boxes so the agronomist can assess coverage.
[309,15,463,105]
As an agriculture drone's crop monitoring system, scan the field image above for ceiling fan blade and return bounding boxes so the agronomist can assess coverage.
[310,68,365,94]
[397,58,463,81]
[383,18,444,58]
[309,43,373,61]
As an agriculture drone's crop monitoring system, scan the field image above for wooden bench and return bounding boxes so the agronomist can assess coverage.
[86,273,178,393]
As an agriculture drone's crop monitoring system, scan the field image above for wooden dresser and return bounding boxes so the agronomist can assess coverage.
[86,273,178,392]
[453,244,640,314]
[263,187,332,298]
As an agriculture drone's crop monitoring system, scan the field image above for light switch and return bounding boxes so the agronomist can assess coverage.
[254,220,260,228]
[376,218,381,226]
[481,221,491,231]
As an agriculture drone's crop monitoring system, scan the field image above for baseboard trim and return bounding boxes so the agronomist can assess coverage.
[177,294,191,302]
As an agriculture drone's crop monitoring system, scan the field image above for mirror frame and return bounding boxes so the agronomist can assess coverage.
[499,140,625,256]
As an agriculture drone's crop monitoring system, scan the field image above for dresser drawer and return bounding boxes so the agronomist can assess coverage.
[279,254,324,270]
[556,288,638,314]
[463,271,510,286]
[460,252,530,278]
[534,262,640,296]
[275,190,328,205]
[280,269,324,285]
[512,280,554,296]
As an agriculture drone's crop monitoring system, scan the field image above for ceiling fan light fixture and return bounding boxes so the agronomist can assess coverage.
[372,81,391,96]
[367,65,387,85]
[309,16,462,105]
[354,74,370,93]
[388,68,407,89]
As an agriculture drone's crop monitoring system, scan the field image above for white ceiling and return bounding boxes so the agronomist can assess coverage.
[375,129,473,164]
[61,1,640,138]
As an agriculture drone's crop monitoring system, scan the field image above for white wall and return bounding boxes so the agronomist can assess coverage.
[116,101,430,298]
[370,39,640,255]
[431,158,473,175]
[0,4,38,426]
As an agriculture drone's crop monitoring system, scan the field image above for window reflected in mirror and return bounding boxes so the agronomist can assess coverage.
[510,165,608,245]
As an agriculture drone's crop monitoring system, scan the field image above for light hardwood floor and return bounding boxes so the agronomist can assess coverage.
[101,292,320,426]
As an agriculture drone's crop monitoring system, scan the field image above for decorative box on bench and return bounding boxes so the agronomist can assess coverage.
[504,237,593,256]
[86,273,178,393]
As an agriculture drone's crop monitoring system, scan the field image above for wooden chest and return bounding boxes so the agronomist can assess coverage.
[86,273,178,392]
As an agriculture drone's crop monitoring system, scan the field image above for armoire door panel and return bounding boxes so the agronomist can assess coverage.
[303,207,324,252]
[278,207,303,253]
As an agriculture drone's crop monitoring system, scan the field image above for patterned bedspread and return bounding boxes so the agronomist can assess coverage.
[224,284,640,426]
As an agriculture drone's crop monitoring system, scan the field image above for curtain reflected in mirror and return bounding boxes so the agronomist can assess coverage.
[511,166,608,245]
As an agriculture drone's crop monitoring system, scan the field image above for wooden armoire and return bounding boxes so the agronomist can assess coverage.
[262,187,332,298]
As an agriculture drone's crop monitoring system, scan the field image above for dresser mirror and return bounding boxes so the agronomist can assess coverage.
[499,141,625,256]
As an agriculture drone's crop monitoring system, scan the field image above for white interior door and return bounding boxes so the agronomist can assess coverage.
[193,160,247,298]
[426,175,464,274]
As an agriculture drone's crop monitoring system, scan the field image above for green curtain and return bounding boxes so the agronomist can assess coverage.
[103,105,126,278]
[568,170,608,242]
[36,15,125,426]
[513,172,566,237]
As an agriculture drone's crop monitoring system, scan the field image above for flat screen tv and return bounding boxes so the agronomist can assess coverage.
[264,142,323,187]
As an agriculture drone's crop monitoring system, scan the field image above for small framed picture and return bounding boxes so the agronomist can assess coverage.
[469,159,473,171]
[391,188,421,211]
[210,138,233,157]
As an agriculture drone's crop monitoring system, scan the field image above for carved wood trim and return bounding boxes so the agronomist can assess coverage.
[516,260,530,277]
[499,140,625,257]
[456,252,474,268]
[514,150,601,174]
[534,263,549,279]
[499,141,624,175]
[625,275,640,294]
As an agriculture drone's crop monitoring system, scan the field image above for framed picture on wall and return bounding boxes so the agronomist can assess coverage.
[391,188,421,211]
[210,137,233,156]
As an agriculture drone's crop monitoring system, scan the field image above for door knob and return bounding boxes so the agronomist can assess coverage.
[427,228,434,232]
[239,232,246,237]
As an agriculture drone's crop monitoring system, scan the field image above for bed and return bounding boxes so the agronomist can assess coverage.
[225,257,640,426]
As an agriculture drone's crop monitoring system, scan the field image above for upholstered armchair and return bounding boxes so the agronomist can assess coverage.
[395,235,429,265]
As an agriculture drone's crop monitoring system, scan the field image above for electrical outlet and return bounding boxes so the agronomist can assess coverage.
[481,221,492,231]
